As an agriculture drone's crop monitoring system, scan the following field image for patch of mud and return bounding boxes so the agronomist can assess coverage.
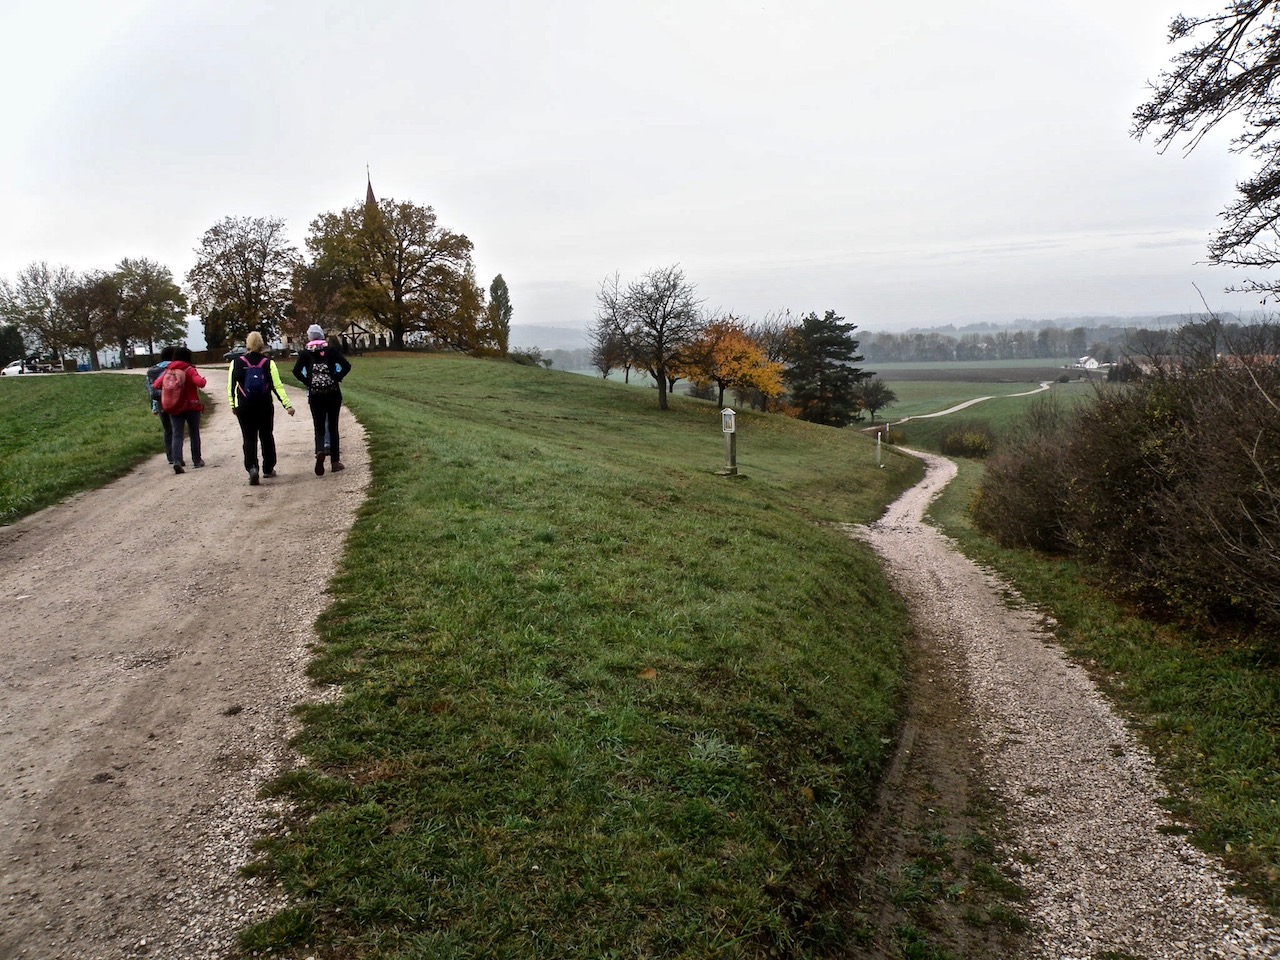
[846,615,1028,957]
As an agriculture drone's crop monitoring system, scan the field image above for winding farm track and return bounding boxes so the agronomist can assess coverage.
[850,448,1279,958]
[0,376,368,959]
[890,380,1053,424]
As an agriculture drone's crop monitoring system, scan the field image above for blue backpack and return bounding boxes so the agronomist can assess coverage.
[238,357,271,405]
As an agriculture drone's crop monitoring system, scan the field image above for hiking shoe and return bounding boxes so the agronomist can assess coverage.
[263,471,277,479]
[193,459,205,468]
[249,466,260,486]
[331,461,346,472]
[173,463,184,474]
[315,454,325,477]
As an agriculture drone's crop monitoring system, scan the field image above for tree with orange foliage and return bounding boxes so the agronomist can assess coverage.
[683,317,785,408]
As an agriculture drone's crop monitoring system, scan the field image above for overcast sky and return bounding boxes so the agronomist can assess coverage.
[0,0,1265,347]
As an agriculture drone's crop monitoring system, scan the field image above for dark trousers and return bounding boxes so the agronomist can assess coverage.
[169,410,201,467]
[159,411,173,461]
[309,393,342,462]
[237,404,277,473]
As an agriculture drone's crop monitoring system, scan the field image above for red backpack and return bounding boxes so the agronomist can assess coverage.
[159,366,187,414]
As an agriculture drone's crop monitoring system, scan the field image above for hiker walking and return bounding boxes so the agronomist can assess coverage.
[146,346,177,464]
[227,331,296,486]
[157,346,207,474]
[292,324,350,477]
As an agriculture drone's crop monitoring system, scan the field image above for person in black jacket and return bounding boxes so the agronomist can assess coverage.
[292,324,351,476]
[228,331,295,485]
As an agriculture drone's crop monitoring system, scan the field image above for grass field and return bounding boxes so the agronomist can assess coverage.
[890,380,1098,453]
[0,373,163,524]
[239,354,927,957]
[4,358,1275,948]
[878,380,1052,422]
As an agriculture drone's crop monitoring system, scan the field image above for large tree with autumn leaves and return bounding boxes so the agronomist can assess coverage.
[304,197,477,350]
[679,318,784,408]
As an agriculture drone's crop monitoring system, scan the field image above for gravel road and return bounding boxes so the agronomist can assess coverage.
[851,447,1279,959]
[0,379,368,959]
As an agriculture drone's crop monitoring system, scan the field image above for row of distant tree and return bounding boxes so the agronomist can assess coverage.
[0,259,188,370]
[0,194,514,369]
[862,325,1096,363]
[858,315,1280,366]
[586,265,896,426]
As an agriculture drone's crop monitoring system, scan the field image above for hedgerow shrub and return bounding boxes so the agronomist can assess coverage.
[968,397,1072,551]
[939,419,995,458]
[972,358,1280,635]
[1149,358,1280,626]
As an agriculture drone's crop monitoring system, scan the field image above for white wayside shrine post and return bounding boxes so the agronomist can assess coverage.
[718,407,738,476]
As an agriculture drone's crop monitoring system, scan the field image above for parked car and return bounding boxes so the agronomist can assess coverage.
[223,347,247,362]
[5,358,63,374]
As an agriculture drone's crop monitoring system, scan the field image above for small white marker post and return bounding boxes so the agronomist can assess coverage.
[719,407,738,476]
[876,429,883,468]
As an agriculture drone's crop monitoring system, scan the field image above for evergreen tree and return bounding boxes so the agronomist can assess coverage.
[487,274,512,354]
[783,309,868,427]
[0,323,24,364]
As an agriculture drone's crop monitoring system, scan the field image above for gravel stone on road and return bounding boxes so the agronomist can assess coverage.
[850,447,1279,959]
[0,380,367,959]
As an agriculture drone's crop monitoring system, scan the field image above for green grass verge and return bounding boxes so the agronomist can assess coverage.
[928,459,1280,915]
[0,373,165,524]
[242,354,923,958]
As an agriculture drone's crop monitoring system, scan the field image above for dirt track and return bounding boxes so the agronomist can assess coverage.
[851,448,1279,959]
[0,377,368,959]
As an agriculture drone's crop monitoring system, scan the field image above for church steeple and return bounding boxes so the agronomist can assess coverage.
[365,165,377,208]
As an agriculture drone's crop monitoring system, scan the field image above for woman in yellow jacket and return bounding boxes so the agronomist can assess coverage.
[227,331,295,485]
